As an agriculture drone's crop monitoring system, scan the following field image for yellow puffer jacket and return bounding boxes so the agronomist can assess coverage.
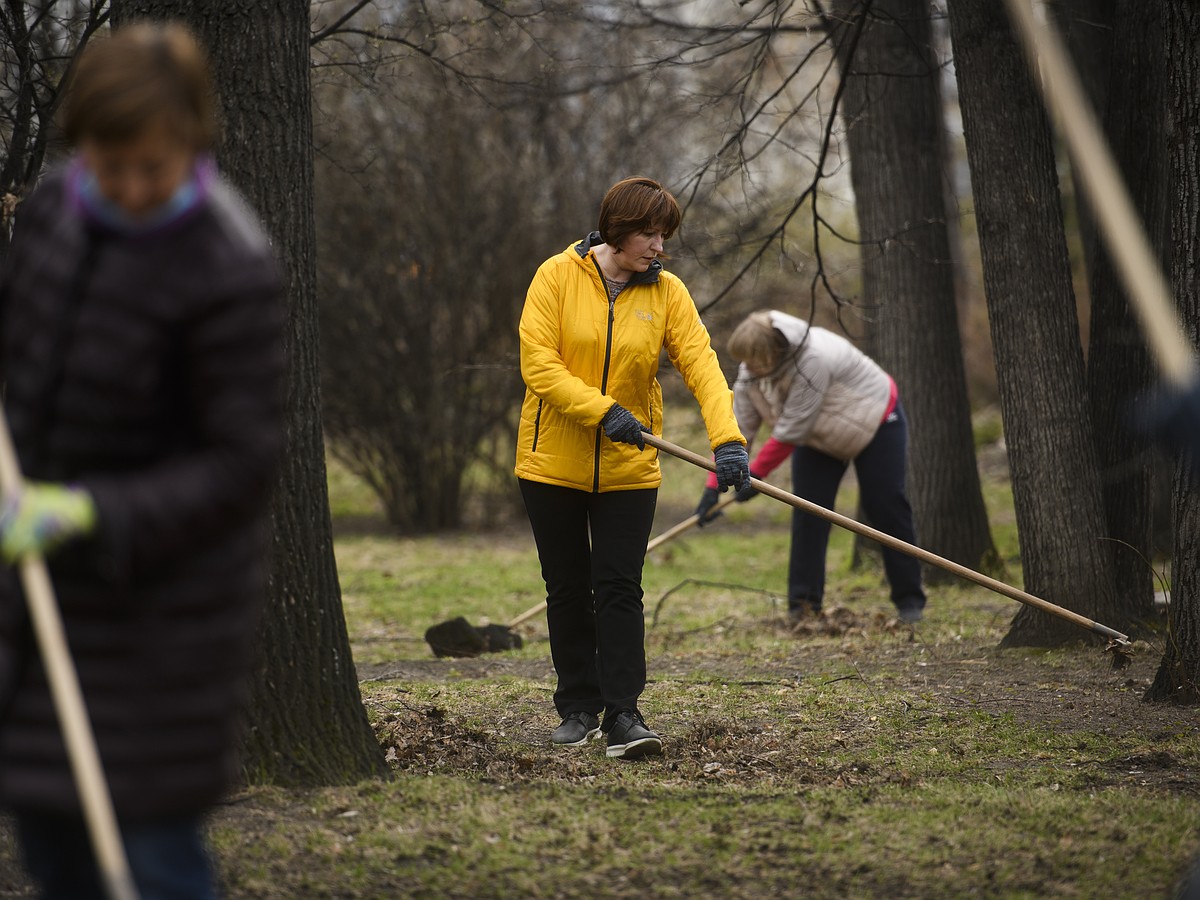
[515,234,744,492]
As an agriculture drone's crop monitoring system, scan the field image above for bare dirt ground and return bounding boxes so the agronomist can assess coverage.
[1,607,1191,899]
[356,607,1196,796]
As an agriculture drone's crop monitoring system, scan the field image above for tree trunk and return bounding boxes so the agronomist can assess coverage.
[1050,0,1113,297]
[1052,0,1162,635]
[1145,0,1200,704]
[1080,0,1165,634]
[832,0,999,583]
[111,1,386,782]
[946,0,1117,646]
[1051,0,1114,113]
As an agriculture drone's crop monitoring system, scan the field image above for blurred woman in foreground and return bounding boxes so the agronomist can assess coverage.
[0,23,284,899]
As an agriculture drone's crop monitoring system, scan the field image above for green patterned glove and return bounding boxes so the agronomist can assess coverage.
[0,482,97,563]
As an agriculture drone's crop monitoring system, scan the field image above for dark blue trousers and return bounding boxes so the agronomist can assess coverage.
[519,479,658,722]
[788,401,925,613]
[15,809,216,900]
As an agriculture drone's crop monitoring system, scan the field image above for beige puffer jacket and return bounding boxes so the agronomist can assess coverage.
[733,310,891,461]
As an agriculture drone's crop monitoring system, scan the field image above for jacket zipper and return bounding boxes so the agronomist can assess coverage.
[531,399,544,452]
[593,258,617,493]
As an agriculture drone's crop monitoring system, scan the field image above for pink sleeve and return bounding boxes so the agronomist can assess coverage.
[882,376,899,422]
[751,437,794,478]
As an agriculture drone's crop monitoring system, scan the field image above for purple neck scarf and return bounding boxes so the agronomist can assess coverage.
[69,154,215,236]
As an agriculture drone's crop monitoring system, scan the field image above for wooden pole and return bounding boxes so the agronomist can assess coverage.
[644,433,1131,646]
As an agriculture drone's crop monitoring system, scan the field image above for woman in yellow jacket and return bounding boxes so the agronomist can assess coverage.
[516,176,748,759]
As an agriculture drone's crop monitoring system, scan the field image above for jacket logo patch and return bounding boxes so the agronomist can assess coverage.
[635,310,654,322]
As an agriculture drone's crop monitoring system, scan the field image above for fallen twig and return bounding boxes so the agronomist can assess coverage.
[650,578,783,628]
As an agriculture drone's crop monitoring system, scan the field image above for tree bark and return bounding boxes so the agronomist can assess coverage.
[832,0,999,582]
[1079,0,1164,634]
[1050,0,1114,113]
[1052,0,1162,635]
[111,0,386,782]
[1050,0,1113,293]
[946,0,1117,646]
[1145,0,1200,704]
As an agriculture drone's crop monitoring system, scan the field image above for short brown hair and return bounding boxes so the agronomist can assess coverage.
[597,176,682,251]
[61,22,218,150]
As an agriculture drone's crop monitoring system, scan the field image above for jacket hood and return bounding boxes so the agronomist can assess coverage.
[734,310,890,460]
[767,310,811,345]
[573,231,662,286]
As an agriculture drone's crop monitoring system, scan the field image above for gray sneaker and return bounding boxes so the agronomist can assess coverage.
[604,710,662,760]
[551,711,600,746]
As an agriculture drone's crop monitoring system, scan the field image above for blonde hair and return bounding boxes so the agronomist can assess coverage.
[728,310,789,374]
[62,22,218,150]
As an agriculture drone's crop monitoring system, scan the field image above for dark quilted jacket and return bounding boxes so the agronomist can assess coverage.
[0,164,285,820]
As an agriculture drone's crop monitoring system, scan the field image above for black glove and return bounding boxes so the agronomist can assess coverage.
[713,441,750,491]
[735,479,758,502]
[695,487,722,526]
[601,404,647,451]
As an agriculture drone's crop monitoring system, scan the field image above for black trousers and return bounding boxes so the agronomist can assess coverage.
[787,400,925,610]
[519,479,657,720]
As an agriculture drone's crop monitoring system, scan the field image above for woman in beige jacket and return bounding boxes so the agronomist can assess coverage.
[697,310,926,623]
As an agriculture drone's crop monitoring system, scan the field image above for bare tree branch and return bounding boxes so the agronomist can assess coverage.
[697,1,874,314]
[310,0,374,46]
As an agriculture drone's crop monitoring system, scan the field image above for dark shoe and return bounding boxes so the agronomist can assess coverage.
[551,711,600,747]
[896,601,925,624]
[604,710,662,760]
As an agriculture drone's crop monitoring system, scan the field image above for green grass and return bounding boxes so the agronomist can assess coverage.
[213,444,1200,898]
[336,532,548,665]
[210,776,1195,898]
[205,652,1200,897]
[325,450,387,521]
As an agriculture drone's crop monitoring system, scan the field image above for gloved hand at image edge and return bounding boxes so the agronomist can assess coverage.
[713,441,749,491]
[0,482,97,563]
[600,403,647,451]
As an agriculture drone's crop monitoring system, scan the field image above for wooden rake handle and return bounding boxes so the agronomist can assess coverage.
[506,598,551,630]
[644,433,1131,646]
[646,491,736,553]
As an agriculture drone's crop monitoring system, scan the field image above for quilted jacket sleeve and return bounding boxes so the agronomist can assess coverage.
[663,279,745,451]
